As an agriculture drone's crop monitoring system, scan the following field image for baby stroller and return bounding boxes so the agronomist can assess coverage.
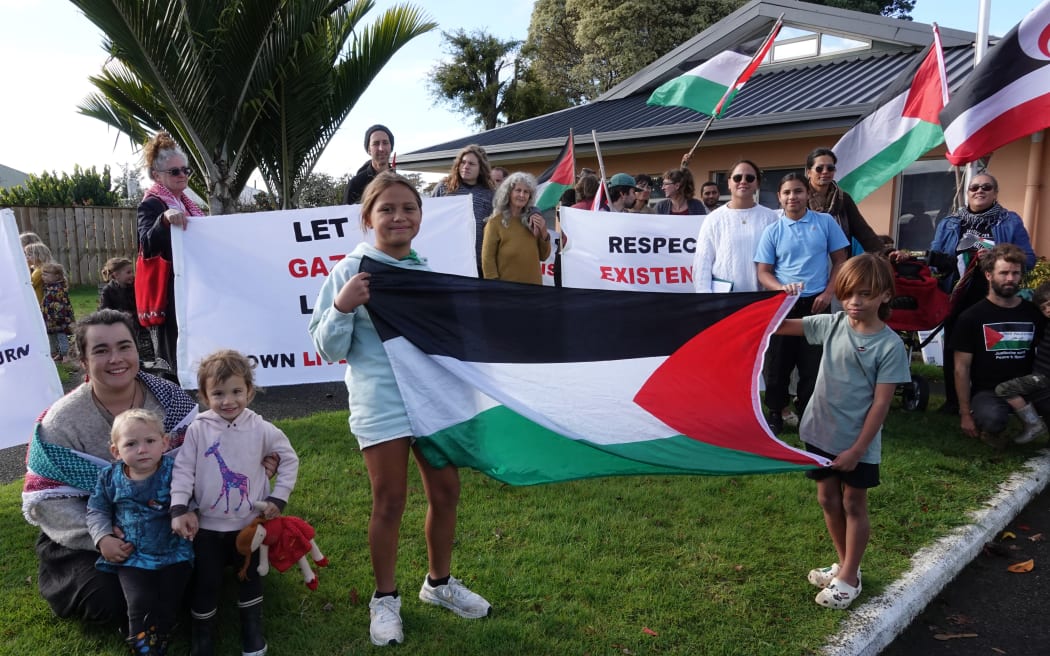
[886,259,952,411]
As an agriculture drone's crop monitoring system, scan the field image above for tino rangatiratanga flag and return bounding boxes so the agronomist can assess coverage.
[940,0,1050,165]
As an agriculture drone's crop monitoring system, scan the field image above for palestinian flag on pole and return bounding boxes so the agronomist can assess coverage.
[940,0,1050,165]
[834,25,948,202]
[361,257,827,486]
[647,17,782,118]
[534,131,575,211]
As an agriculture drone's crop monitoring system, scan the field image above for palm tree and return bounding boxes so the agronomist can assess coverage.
[73,0,435,214]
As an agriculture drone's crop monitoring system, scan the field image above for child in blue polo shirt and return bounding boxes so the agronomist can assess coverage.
[756,172,849,433]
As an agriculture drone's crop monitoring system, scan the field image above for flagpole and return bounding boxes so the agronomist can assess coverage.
[681,13,784,168]
[966,0,993,184]
[591,130,607,182]
[682,114,717,168]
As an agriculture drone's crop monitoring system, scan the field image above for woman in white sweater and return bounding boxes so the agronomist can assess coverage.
[692,160,778,293]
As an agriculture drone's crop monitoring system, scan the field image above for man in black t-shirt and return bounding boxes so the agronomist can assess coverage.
[951,244,1047,445]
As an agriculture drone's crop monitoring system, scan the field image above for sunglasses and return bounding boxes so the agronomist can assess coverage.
[731,173,757,183]
[814,165,836,173]
[968,183,995,192]
[156,166,193,177]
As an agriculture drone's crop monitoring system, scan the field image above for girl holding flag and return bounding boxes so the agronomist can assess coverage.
[310,171,491,647]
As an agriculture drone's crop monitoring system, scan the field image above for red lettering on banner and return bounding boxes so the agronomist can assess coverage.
[302,351,348,366]
[596,266,693,287]
[288,254,347,278]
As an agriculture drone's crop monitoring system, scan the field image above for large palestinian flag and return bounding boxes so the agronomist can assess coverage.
[360,257,828,486]
[940,0,1050,165]
[834,26,948,202]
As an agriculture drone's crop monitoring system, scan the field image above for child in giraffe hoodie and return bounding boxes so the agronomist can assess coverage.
[171,349,299,656]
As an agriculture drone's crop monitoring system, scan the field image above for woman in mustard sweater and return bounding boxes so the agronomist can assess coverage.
[481,172,550,284]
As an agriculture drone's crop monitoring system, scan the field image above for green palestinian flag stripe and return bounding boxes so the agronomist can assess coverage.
[416,405,817,486]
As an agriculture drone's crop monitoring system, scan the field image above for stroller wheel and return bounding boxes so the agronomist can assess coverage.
[901,374,929,412]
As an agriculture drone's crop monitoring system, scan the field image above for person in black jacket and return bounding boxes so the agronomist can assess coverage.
[343,125,395,205]
[98,257,155,360]
[137,132,204,378]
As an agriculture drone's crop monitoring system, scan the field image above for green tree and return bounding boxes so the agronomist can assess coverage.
[73,0,435,213]
[809,0,914,19]
[428,29,522,130]
[0,165,120,207]
[524,0,912,104]
[296,172,341,208]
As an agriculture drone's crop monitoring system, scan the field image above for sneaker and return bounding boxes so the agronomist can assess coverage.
[765,410,783,435]
[815,576,862,609]
[419,576,491,619]
[782,411,800,429]
[368,595,403,646]
[806,563,839,588]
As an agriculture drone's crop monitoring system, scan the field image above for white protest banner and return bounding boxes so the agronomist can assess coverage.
[541,231,559,287]
[0,210,63,448]
[173,196,475,388]
[559,207,702,292]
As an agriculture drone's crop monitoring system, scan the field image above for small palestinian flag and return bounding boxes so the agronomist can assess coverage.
[361,257,827,486]
[535,132,575,211]
[983,322,1036,352]
[941,0,1050,165]
[647,17,782,118]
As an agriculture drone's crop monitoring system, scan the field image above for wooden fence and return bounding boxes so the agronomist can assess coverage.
[12,206,138,286]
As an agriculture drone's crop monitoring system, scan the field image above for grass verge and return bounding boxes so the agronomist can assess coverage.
[0,397,1038,655]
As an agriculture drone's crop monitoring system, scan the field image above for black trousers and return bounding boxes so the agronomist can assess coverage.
[764,295,826,416]
[117,561,191,636]
[35,532,125,629]
[191,529,263,617]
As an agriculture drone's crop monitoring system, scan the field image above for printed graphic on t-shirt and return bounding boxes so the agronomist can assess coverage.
[983,322,1035,353]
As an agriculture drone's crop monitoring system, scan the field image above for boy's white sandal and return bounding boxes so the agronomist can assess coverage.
[815,576,862,609]
[806,563,839,588]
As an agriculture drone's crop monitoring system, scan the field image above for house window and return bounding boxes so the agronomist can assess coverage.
[894,160,959,252]
[765,27,870,64]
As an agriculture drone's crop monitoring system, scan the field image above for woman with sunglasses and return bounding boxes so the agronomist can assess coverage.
[655,168,707,215]
[805,148,883,256]
[137,131,204,378]
[927,171,1035,414]
[693,160,777,293]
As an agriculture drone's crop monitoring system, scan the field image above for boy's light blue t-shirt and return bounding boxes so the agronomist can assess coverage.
[799,313,911,463]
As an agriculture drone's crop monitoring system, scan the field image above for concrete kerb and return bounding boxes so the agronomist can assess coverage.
[821,449,1050,656]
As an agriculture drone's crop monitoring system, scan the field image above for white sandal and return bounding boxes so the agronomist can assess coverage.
[807,563,839,588]
[815,577,862,609]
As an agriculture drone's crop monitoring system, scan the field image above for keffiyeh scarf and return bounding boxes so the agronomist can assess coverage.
[22,372,198,524]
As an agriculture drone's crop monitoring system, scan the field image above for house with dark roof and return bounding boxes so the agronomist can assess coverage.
[0,164,28,190]
[399,0,1049,254]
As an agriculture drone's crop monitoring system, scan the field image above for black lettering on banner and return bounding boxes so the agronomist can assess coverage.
[246,352,296,368]
[299,295,314,315]
[609,236,624,253]
[1,344,31,364]
[292,217,351,242]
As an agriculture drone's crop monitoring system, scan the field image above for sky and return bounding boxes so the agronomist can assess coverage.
[0,0,1040,185]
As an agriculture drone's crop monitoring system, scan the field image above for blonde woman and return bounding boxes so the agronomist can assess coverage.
[481,172,551,284]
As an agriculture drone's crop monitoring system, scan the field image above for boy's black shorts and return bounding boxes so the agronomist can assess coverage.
[803,443,880,488]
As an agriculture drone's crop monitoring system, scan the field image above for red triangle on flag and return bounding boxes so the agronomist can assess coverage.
[902,47,945,123]
[549,139,575,186]
[984,325,1004,349]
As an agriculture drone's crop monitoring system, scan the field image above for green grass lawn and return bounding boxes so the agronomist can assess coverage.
[1,399,1037,655]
